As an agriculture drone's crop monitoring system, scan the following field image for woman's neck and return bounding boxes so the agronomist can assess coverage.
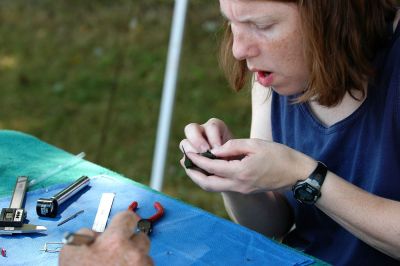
[308,88,367,128]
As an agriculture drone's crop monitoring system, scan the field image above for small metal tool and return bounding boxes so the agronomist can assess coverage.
[0,224,47,235]
[0,176,28,227]
[40,242,64,253]
[128,201,164,235]
[36,176,90,218]
[40,232,95,252]
[0,176,47,235]
[57,210,84,226]
[92,193,115,232]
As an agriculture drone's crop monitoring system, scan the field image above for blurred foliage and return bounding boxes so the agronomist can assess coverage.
[0,0,252,218]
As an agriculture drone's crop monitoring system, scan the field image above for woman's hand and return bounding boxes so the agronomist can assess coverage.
[182,138,316,194]
[180,118,234,153]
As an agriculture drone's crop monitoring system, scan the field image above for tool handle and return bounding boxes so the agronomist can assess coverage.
[148,202,164,222]
[53,176,90,205]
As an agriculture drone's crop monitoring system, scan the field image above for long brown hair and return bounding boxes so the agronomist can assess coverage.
[219,0,397,106]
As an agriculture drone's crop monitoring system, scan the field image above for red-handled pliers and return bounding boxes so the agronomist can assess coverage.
[128,201,164,235]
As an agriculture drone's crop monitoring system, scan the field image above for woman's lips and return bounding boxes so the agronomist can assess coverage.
[256,71,274,87]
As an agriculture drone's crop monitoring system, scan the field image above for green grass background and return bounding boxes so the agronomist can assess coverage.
[0,0,251,218]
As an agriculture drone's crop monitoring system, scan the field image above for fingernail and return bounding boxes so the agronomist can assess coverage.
[200,145,210,152]
[210,146,220,152]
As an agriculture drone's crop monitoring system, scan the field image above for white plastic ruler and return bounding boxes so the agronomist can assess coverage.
[92,193,115,232]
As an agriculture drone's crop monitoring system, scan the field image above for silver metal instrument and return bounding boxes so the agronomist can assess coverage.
[0,176,47,235]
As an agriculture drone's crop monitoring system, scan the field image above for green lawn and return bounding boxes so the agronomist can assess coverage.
[0,0,252,218]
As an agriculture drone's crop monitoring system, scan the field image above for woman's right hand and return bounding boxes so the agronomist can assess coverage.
[180,118,233,155]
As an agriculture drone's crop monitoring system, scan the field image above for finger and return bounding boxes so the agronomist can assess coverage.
[103,210,140,238]
[187,168,236,192]
[67,228,99,245]
[130,232,151,253]
[125,252,154,266]
[179,157,187,169]
[75,228,100,239]
[203,118,224,148]
[180,140,200,170]
[211,139,255,158]
[184,123,210,151]
[186,152,241,178]
[179,139,199,153]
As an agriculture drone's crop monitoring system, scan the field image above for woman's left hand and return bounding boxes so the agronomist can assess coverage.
[182,138,316,194]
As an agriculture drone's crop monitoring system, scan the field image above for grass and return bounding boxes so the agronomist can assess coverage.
[0,0,252,218]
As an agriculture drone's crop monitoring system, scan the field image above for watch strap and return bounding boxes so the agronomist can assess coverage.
[310,161,328,186]
[292,161,328,204]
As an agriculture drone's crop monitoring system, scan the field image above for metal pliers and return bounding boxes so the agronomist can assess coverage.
[128,201,164,235]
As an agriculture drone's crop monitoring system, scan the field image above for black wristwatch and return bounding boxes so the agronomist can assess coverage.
[292,161,328,204]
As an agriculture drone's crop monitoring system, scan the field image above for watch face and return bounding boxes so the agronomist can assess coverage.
[293,183,319,204]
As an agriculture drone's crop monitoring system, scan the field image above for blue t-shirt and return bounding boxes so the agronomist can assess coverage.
[271,24,400,265]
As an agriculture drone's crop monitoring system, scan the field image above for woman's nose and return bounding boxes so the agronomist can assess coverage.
[231,25,259,61]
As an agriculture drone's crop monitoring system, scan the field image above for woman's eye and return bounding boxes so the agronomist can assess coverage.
[254,24,272,30]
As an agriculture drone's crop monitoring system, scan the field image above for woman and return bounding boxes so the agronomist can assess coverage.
[181,0,400,264]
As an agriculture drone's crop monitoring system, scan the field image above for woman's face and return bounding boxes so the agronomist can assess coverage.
[220,0,308,95]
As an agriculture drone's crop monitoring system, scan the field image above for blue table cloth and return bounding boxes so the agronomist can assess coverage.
[0,130,317,266]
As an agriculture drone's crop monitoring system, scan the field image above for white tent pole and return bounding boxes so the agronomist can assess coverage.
[150,0,188,191]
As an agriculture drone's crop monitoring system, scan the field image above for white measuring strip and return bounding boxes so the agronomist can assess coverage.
[92,193,115,232]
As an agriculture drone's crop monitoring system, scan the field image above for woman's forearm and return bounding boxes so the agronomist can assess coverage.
[221,191,293,239]
[317,172,400,260]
